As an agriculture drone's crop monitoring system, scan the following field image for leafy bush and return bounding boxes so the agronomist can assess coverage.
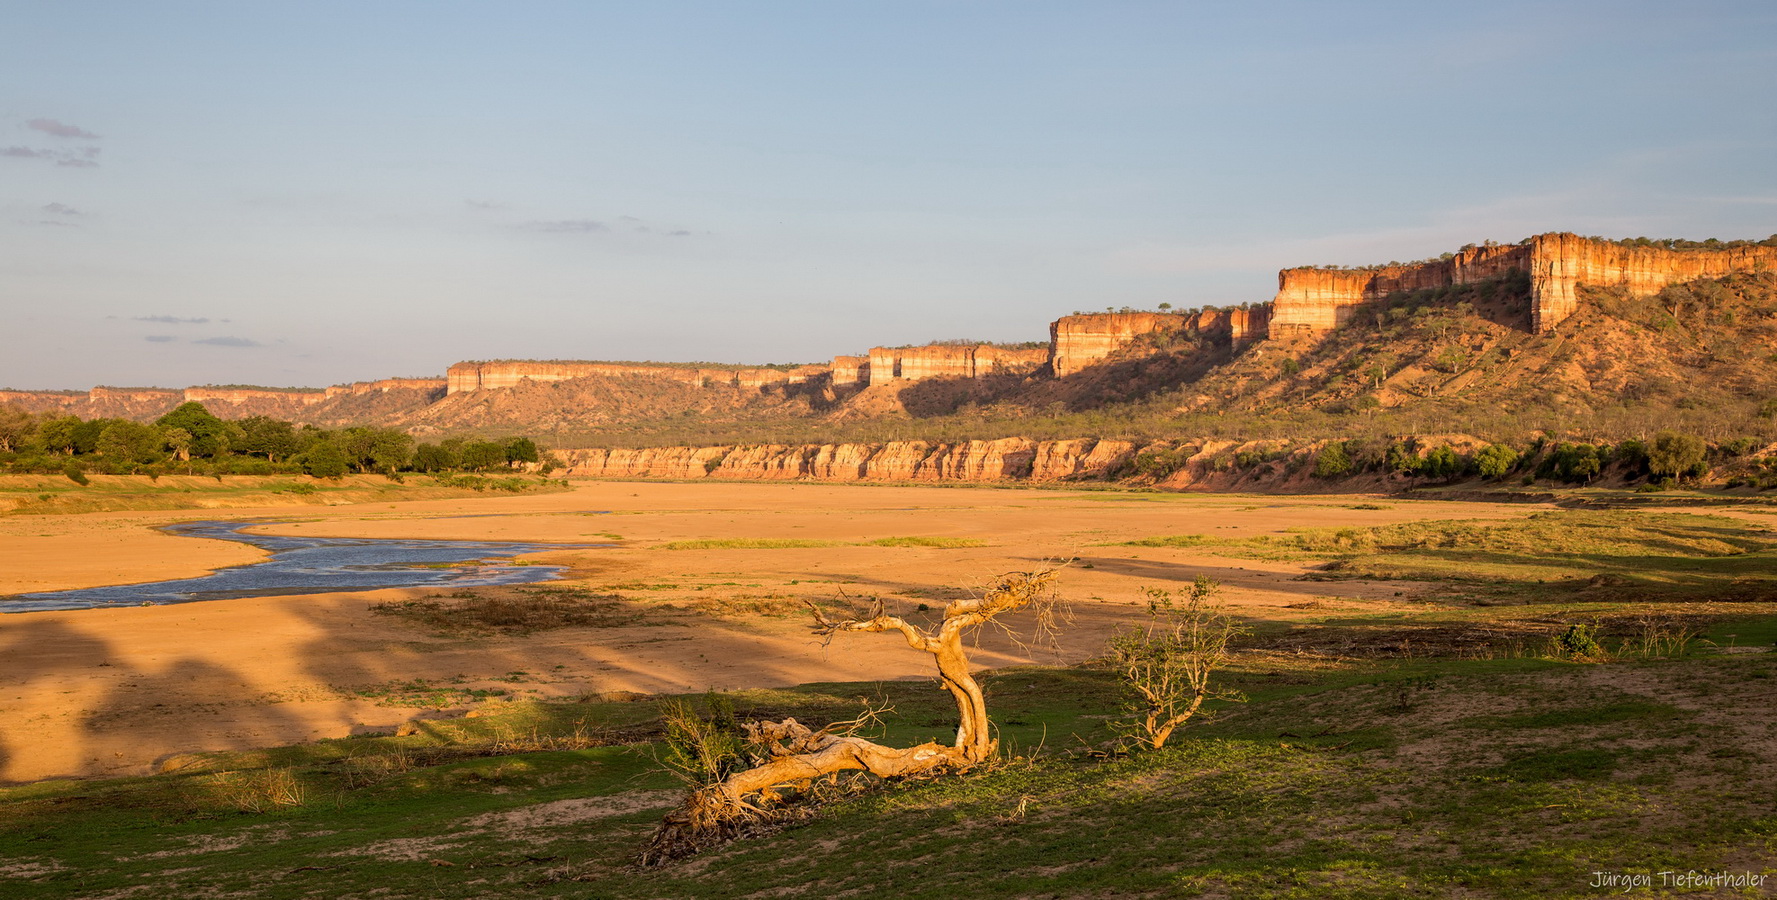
[1649,431,1707,479]
[1475,444,1519,479]
[1313,442,1354,478]
[1553,624,1603,660]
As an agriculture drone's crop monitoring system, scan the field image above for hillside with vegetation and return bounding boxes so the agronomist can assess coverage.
[439,270,1777,450]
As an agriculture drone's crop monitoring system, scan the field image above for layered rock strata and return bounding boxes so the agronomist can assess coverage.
[829,356,870,387]
[1527,233,1777,331]
[1048,307,1268,377]
[556,438,1143,483]
[864,345,1049,386]
[323,378,447,399]
[1270,234,1777,336]
[1270,243,1531,336]
[446,361,828,394]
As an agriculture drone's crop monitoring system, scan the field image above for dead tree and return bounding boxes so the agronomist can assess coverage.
[642,568,1061,863]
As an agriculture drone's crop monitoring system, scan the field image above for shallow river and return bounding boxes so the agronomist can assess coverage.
[2,520,593,613]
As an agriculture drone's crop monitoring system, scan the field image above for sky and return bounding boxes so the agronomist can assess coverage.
[3,1,1774,390]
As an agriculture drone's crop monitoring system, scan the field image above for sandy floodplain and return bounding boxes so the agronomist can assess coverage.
[0,479,1546,783]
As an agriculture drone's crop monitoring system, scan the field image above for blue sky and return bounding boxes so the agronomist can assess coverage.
[3,1,1774,389]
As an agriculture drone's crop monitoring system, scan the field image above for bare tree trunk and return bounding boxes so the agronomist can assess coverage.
[642,569,1060,863]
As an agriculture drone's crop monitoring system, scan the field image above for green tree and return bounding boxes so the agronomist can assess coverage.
[1313,442,1353,478]
[412,442,460,473]
[460,440,507,472]
[1385,440,1422,475]
[233,416,302,462]
[0,403,37,453]
[370,430,413,474]
[1423,446,1462,479]
[38,415,80,455]
[155,402,228,458]
[1649,431,1707,479]
[162,427,194,463]
[301,442,348,478]
[1475,444,1519,480]
[71,418,108,454]
[503,436,540,468]
[96,420,165,465]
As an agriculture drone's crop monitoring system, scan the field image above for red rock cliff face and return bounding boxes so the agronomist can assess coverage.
[1049,313,1185,377]
[324,378,447,399]
[1528,233,1777,331]
[830,356,870,387]
[865,345,1048,386]
[557,438,1140,483]
[446,361,827,394]
[1048,308,1266,377]
[1270,243,1530,336]
[1269,235,1777,336]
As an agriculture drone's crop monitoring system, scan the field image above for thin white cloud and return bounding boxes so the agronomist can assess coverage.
[519,219,609,234]
[134,315,210,325]
[2,145,100,168]
[27,118,100,140]
[192,336,262,347]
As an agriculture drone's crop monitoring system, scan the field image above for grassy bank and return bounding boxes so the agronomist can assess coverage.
[4,506,1774,898]
[0,473,570,516]
[2,630,1772,898]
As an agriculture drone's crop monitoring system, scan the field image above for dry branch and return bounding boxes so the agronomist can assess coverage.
[642,568,1060,863]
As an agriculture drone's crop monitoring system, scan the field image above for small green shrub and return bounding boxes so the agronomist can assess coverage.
[1553,624,1603,659]
[1313,442,1353,478]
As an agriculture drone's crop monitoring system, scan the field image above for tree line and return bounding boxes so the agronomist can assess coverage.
[0,401,549,480]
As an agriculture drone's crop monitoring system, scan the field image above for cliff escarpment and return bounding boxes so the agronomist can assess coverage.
[557,437,1145,483]
[1049,308,1267,377]
[446,360,828,394]
[0,380,447,426]
[8,232,1775,445]
[864,344,1049,385]
[1270,234,1777,337]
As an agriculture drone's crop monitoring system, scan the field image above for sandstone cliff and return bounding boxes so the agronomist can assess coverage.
[324,378,447,400]
[446,360,828,394]
[1270,235,1777,337]
[0,380,445,424]
[556,437,1148,483]
[1528,233,1777,331]
[829,356,870,387]
[1048,307,1267,377]
[864,344,1048,386]
[1271,243,1531,336]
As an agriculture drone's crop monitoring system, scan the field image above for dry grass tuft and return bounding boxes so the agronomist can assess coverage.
[371,587,640,633]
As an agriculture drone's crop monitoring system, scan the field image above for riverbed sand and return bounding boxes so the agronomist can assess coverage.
[0,480,1540,783]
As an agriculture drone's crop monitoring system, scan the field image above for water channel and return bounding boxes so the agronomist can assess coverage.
[2,520,598,613]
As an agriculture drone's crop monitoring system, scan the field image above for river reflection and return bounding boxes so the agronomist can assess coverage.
[3,520,599,613]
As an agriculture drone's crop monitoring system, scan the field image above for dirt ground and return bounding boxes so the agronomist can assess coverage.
[0,480,1541,783]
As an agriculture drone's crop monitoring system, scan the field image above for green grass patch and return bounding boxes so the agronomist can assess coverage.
[1122,511,1777,601]
[656,538,848,550]
[864,536,986,548]
[4,644,1776,898]
[657,536,986,550]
